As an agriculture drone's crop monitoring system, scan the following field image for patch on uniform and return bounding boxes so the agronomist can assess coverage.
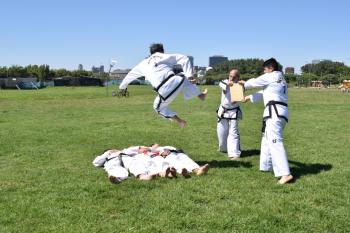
[272,139,277,143]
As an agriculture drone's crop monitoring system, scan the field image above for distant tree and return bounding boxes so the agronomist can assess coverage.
[53,68,72,77]
[301,60,346,76]
[210,58,283,77]
[284,74,298,83]
[299,73,319,87]
[8,65,27,78]
[321,74,340,85]
[0,66,8,78]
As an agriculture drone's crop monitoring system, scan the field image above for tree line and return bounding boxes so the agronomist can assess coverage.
[0,65,107,81]
[204,59,350,85]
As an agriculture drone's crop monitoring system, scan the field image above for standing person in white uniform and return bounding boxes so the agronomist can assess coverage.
[217,69,242,160]
[119,43,208,128]
[240,58,293,184]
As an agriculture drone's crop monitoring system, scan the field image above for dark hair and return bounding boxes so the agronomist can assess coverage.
[263,58,279,71]
[150,43,164,54]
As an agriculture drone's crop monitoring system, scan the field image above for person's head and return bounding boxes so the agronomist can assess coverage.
[103,149,119,155]
[150,143,159,150]
[138,146,149,153]
[263,58,279,73]
[150,43,164,55]
[229,69,240,82]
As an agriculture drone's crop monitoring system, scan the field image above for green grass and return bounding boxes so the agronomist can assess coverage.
[0,86,349,233]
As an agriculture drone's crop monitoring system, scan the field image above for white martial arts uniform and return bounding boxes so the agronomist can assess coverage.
[92,150,129,181]
[120,146,169,177]
[159,146,200,173]
[244,71,291,177]
[217,79,242,157]
[119,52,201,118]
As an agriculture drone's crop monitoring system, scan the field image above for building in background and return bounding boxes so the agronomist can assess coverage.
[78,64,83,71]
[110,69,131,80]
[92,65,104,73]
[209,55,228,67]
[285,67,295,74]
[187,55,194,67]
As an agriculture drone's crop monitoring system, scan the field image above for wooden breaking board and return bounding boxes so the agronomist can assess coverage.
[230,83,245,102]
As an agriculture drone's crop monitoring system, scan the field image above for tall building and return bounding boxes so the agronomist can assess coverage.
[187,56,194,67]
[78,64,83,71]
[285,67,295,74]
[209,56,228,67]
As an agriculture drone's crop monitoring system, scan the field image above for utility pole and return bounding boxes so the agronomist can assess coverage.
[106,60,117,96]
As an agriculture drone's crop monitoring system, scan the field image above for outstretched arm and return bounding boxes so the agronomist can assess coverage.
[119,61,145,90]
[174,54,194,78]
[243,90,264,103]
[243,73,271,90]
[92,152,108,167]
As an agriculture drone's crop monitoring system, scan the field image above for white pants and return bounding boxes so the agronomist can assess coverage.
[260,118,291,177]
[122,154,168,177]
[103,159,129,181]
[153,78,200,118]
[164,153,200,173]
[217,119,241,157]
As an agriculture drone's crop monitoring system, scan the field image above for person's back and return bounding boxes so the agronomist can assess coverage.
[118,43,207,128]
[259,71,288,105]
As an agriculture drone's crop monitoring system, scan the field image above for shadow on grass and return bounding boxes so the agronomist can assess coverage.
[289,160,332,179]
[196,160,253,168]
[241,149,260,158]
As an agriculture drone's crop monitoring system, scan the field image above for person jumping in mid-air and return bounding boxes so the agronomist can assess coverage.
[119,43,207,128]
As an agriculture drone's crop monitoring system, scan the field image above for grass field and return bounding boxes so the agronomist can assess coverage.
[0,86,349,233]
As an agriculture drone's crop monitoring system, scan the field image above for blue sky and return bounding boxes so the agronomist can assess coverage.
[1,0,349,73]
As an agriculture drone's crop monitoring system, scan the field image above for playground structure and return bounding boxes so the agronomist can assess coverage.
[338,80,350,92]
[311,80,325,88]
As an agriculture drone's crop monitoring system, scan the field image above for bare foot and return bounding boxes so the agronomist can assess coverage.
[278,175,293,184]
[109,176,121,184]
[181,168,191,179]
[171,115,187,128]
[193,164,210,176]
[198,88,208,101]
[138,174,155,181]
[229,156,240,161]
[170,167,177,178]
[178,119,187,129]
[159,167,171,178]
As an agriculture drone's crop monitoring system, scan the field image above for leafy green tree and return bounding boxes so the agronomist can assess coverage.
[301,60,346,76]
[0,66,8,78]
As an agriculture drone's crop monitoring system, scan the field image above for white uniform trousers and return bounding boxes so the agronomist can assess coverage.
[153,77,200,118]
[103,159,129,181]
[164,153,200,173]
[217,119,241,157]
[260,118,290,177]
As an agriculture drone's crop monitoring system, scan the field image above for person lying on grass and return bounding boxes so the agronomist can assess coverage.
[92,145,209,184]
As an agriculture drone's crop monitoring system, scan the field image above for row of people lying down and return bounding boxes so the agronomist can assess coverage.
[92,144,210,184]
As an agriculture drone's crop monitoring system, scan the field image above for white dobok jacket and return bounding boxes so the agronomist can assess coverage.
[217,79,242,121]
[119,52,193,100]
[245,71,288,122]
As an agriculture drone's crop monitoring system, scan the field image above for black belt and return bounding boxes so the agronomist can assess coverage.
[265,100,288,108]
[154,74,175,92]
[221,105,241,112]
[263,101,288,122]
[217,105,241,122]
[105,153,128,167]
